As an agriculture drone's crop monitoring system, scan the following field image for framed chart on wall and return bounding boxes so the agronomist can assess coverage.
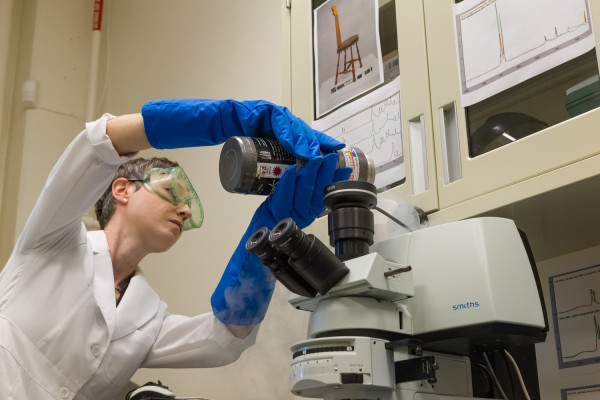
[535,247,600,399]
[549,264,600,369]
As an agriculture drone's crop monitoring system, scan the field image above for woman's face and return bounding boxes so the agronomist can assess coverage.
[126,182,193,252]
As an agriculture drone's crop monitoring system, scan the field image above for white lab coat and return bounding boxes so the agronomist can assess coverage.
[0,114,258,400]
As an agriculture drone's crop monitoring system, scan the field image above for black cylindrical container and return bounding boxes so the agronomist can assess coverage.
[219,136,375,195]
[219,137,297,195]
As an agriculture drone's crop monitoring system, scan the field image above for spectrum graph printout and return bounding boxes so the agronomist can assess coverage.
[453,0,595,106]
[550,264,600,369]
[313,77,404,191]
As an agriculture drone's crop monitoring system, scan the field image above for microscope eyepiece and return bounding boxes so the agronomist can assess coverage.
[245,226,273,258]
[269,218,308,259]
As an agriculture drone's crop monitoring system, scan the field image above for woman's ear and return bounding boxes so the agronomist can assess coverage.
[112,178,131,205]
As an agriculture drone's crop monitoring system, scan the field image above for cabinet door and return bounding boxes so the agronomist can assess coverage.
[290,0,438,218]
[425,0,600,209]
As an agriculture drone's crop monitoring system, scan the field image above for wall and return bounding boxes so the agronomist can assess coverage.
[0,0,37,264]
[13,0,93,234]
[99,2,309,398]
[2,0,308,399]
[0,0,15,213]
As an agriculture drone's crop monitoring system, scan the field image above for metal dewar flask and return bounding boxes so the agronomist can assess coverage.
[219,136,375,195]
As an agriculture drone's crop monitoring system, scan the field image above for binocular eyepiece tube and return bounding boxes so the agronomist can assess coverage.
[270,218,349,295]
[246,180,378,298]
[246,226,318,298]
[246,218,349,298]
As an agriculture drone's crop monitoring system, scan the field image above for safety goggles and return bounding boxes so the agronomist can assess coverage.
[130,166,203,231]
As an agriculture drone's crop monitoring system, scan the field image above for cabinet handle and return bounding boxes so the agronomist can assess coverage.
[408,115,429,194]
[439,102,462,184]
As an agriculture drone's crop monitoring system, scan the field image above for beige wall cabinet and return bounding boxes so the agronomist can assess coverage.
[290,0,439,215]
[425,0,600,210]
[290,0,600,262]
[423,0,600,261]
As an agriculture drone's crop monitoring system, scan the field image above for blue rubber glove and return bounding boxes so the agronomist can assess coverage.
[141,99,344,159]
[211,154,352,326]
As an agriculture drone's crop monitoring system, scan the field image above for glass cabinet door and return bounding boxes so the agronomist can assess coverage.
[289,0,438,219]
[424,0,600,209]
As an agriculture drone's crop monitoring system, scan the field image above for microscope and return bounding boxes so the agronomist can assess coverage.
[246,180,548,400]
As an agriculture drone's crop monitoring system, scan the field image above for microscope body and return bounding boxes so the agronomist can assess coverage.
[288,217,547,400]
[246,180,547,399]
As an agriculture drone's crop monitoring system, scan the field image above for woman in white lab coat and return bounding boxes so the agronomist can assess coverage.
[0,99,351,399]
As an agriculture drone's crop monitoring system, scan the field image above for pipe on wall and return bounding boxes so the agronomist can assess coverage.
[87,0,103,122]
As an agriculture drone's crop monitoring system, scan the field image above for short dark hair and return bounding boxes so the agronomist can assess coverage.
[95,157,179,229]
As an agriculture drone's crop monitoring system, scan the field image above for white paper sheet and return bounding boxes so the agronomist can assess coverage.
[454,0,595,106]
[562,384,600,399]
[549,264,600,369]
[314,0,384,118]
[313,77,404,191]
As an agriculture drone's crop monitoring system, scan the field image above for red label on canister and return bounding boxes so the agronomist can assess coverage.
[247,137,296,195]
